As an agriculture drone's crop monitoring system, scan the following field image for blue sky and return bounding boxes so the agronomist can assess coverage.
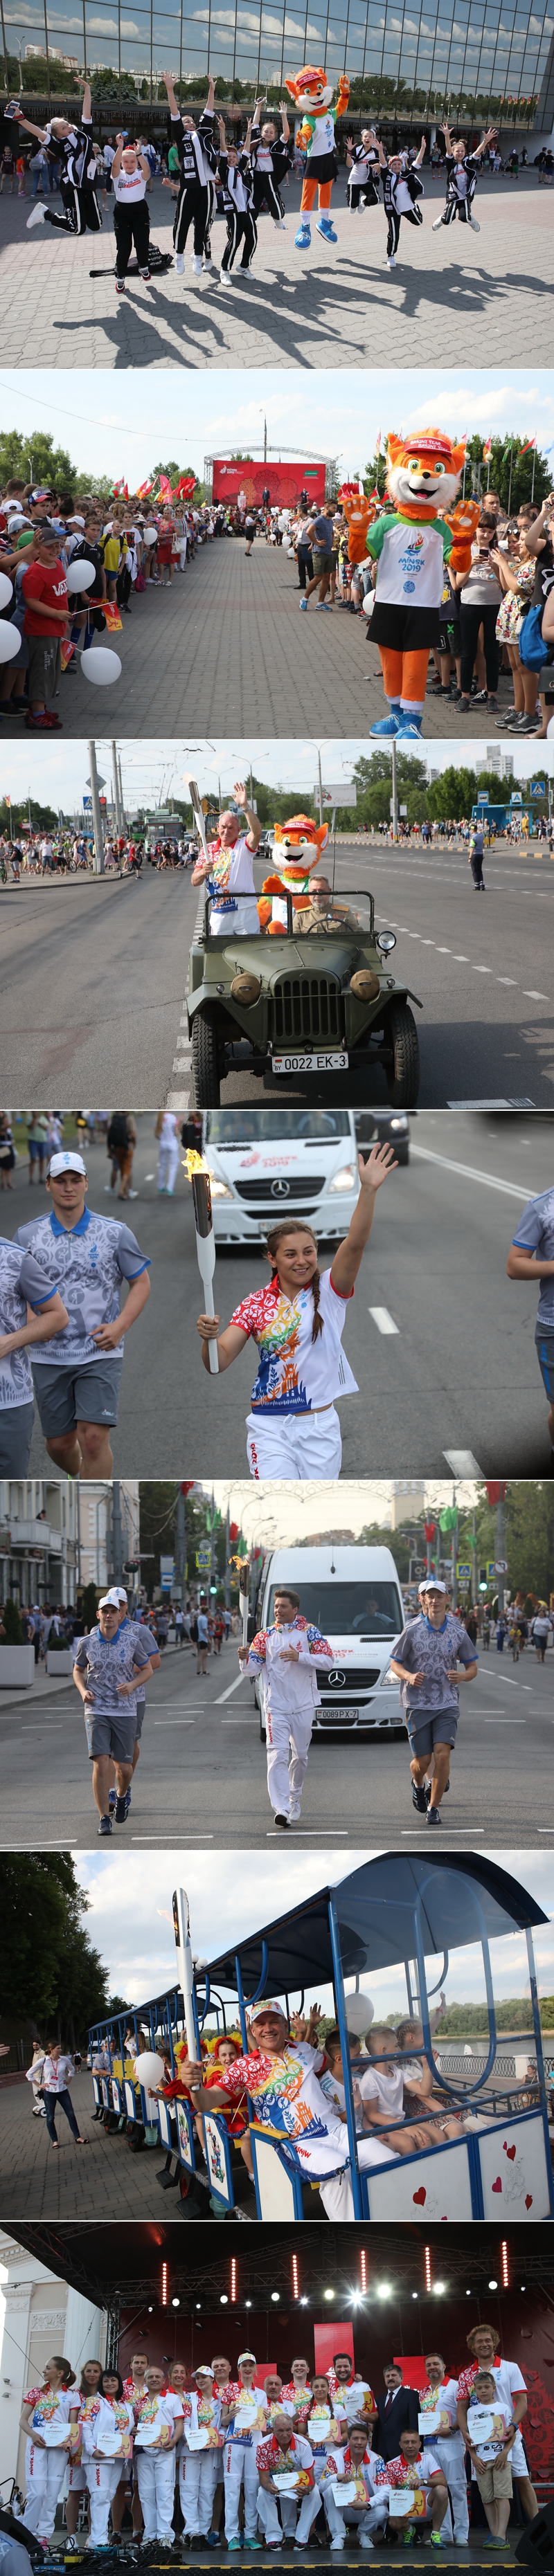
[4,735,553,808]
[2,365,553,489]
[73,1849,554,2023]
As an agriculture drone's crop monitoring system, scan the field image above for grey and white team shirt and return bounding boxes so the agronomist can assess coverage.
[0,1238,57,1410]
[14,1206,150,1366]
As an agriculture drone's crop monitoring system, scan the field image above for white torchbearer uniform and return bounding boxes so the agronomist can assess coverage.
[419,2381,469,2541]
[256,2434,321,2544]
[222,2388,269,2542]
[24,2391,73,2539]
[134,2392,183,2541]
[321,2449,388,2543]
[245,1616,333,1817]
[179,2393,222,2536]
[157,1117,180,1195]
[80,2396,135,2547]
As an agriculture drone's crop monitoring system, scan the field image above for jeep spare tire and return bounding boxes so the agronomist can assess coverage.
[192,1013,221,1107]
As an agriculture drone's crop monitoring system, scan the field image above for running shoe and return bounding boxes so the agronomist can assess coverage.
[115,1795,127,1824]
[109,1788,117,1812]
[386,254,396,267]
[426,1806,441,1826]
[412,1782,427,1813]
[191,253,203,273]
[115,279,125,293]
[274,1813,290,1829]
[294,219,311,246]
[98,1815,113,1835]
[369,710,401,734]
[27,202,46,226]
[432,213,447,228]
[175,253,184,272]
[289,1800,302,1822]
[140,267,151,281]
[26,711,58,729]
[469,215,480,230]
[299,596,308,609]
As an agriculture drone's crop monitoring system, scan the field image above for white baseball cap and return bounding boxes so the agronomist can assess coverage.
[117,1588,128,1602]
[422,1579,447,1593]
[48,1150,87,1179]
[98,1589,123,1611]
[249,1997,287,2024]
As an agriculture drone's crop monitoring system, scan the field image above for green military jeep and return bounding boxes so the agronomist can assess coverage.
[187,882,422,1108]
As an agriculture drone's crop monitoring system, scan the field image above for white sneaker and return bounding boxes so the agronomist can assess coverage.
[27,202,46,228]
[386,253,396,266]
[289,1800,302,1822]
[175,252,184,273]
[203,257,218,273]
[218,269,234,285]
[470,214,480,230]
[191,253,202,273]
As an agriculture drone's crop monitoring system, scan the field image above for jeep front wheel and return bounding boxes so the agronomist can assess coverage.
[383,1000,420,1107]
[192,1013,221,1107]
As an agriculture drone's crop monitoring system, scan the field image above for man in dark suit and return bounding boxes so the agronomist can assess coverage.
[375,2364,420,2460]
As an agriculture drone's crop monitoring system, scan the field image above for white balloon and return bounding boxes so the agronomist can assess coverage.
[0,572,14,611]
[0,625,20,664]
[66,558,96,593]
[344,1990,374,2034]
[135,2052,165,2092]
[80,646,122,686]
[144,528,157,544]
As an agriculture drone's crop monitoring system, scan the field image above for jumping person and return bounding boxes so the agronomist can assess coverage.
[161,71,219,278]
[506,1183,554,1460]
[110,133,152,291]
[249,98,292,227]
[375,134,426,270]
[15,1148,150,1479]
[345,126,381,210]
[216,119,257,284]
[196,1143,397,1480]
[239,1584,333,1828]
[389,1578,478,1822]
[433,118,499,235]
[21,81,102,234]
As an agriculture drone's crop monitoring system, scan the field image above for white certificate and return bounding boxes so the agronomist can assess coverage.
[389,2488,416,2516]
[96,2424,127,2459]
[135,2417,170,2449]
[418,2407,441,2436]
[330,2480,357,2506]
[186,2429,211,2451]
[34,2418,71,2449]
[467,2407,495,2442]
[272,2471,301,2494]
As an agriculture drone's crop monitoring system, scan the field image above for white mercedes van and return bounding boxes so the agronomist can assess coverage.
[251,1543,404,1737]
[201,1109,360,1243]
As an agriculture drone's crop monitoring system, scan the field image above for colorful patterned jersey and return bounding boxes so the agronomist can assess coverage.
[217,2041,348,2179]
[0,1239,55,1408]
[376,2450,442,2488]
[229,1269,357,1413]
[256,2431,314,2487]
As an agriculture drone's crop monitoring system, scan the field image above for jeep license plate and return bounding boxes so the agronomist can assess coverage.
[273,1051,349,1073]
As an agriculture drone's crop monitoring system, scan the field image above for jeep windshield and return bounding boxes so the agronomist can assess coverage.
[205,1112,352,1143]
[266,1582,402,1636]
[204,888,375,938]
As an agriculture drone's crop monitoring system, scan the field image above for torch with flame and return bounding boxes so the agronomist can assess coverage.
[184,1148,219,1374]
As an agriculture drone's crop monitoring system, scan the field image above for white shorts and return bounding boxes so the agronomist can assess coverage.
[246,1406,341,1480]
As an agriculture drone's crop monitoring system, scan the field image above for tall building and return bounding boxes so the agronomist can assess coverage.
[0,2232,105,2500]
[0,1480,139,1608]
[389,1479,426,1530]
[9,0,554,131]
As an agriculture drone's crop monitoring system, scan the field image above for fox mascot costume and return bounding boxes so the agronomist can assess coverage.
[365,428,479,736]
[285,63,349,247]
[258,813,328,929]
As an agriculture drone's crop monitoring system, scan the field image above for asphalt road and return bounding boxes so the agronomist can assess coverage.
[1,1630,553,1851]
[2,836,554,1107]
[2,1109,553,1476]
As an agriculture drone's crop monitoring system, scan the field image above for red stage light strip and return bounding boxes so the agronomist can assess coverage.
[359,2250,368,2292]
[292,2253,299,2301]
[501,2240,510,2289]
[161,2262,168,2308]
[424,2246,432,2293]
[231,2260,238,2304]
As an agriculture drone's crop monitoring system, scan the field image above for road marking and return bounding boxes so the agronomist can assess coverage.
[132,1835,213,1842]
[446,1098,535,1109]
[472,964,492,973]
[452,954,469,961]
[216,1671,247,1703]
[411,1145,538,1200]
[436,946,451,953]
[153,1718,196,1725]
[523,989,550,1000]
[497,977,518,986]
[267,1829,349,1837]
[443,1449,483,1475]
[167,1094,190,1109]
[368,1306,399,1334]
[401,1829,484,1837]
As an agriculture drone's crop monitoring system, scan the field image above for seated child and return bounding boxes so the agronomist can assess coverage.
[465,2370,515,2548]
[354,2024,432,2157]
[396,2018,463,2143]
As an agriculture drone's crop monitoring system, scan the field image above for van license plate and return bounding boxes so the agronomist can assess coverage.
[320,1705,360,1723]
[273,1052,348,1073]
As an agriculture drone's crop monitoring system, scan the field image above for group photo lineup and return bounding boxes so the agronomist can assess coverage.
[0,2222,552,2565]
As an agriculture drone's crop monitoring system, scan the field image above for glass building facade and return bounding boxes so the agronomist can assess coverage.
[2,0,554,123]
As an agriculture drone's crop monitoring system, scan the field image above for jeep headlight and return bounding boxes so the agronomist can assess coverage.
[329,1165,357,1192]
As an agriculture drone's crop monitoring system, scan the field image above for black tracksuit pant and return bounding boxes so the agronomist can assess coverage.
[114,198,150,275]
[221,204,257,269]
[173,177,212,256]
[251,170,284,221]
[44,178,102,233]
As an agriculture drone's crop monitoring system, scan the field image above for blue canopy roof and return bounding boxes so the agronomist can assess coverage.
[201,1853,547,1998]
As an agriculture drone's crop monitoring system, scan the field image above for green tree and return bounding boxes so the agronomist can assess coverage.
[0,428,76,491]
[1,1597,24,1643]
[0,1858,110,2041]
[80,1579,100,1631]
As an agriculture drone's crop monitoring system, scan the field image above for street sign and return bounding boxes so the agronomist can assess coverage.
[530,781,545,797]
[314,784,357,806]
[160,1554,175,1594]
[477,791,488,804]
[487,1560,496,1579]
[82,795,107,810]
[399,804,407,816]
[196,1545,211,1570]
[456,1563,472,1579]
[494,1559,508,1574]
[86,772,106,788]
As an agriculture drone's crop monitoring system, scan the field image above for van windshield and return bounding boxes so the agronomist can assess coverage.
[267,1583,402,1637]
[205,1112,352,1143]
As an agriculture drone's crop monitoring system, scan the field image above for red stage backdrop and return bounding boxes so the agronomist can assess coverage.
[314,2323,355,2379]
[212,460,326,507]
